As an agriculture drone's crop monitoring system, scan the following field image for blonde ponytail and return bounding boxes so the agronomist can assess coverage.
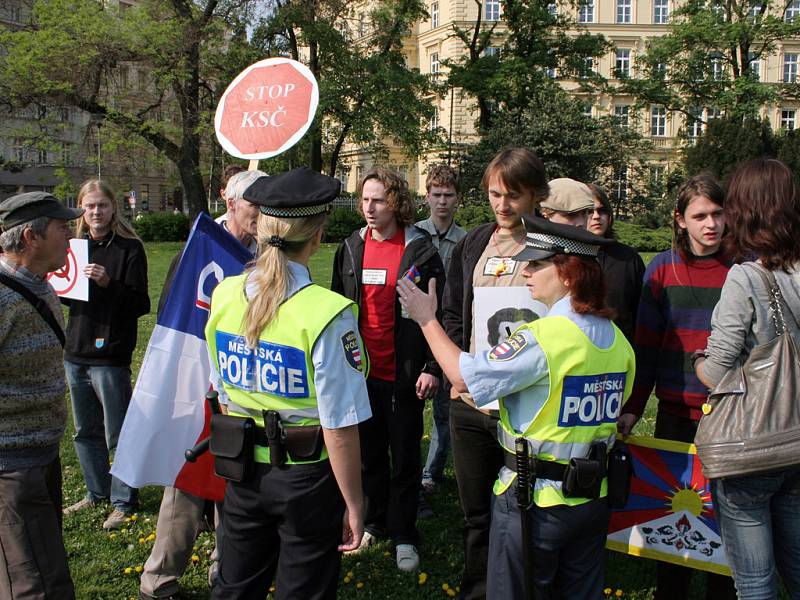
[243,211,327,347]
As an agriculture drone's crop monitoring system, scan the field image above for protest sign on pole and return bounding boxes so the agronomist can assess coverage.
[214,57,319,161]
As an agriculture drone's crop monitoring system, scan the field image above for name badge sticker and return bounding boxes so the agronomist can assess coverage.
[558,372,627,427]
[484,257,517,277]
[362,269,387,285]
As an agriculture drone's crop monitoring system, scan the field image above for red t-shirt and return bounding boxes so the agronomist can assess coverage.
[359,227,405,381]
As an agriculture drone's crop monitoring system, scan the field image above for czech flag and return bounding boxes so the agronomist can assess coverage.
[606,435,730,575]
[112,214,252,501]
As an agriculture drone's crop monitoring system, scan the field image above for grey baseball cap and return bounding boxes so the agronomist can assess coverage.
[0,191,84,231]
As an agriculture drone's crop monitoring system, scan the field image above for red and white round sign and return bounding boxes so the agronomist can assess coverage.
[47,247,79,296]
[214,58,319,160]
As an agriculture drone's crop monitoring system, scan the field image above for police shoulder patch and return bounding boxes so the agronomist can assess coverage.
[488,332,528,362]
[341,330,363,372]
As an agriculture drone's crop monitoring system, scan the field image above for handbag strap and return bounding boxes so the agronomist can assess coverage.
[0,273,66,347]
[748,263,798,336]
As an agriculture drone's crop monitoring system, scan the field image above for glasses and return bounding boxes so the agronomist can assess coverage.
[591,207,609,216]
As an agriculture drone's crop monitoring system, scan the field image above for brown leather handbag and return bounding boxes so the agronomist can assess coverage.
[695,265,800,479]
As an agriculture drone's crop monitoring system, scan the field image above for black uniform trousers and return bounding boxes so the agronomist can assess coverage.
[360,377,424,545]
[487,485,610,600]
[450,399,504,600]
[213,460,344,600]
[653,412,737,600]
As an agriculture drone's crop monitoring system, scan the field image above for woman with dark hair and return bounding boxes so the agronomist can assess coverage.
[695,158,800,599]
[586,183,645,341]
[617,174,736,600]
[399,215,635,599]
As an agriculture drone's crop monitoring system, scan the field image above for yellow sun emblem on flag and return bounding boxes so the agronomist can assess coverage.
[669,486,708,517]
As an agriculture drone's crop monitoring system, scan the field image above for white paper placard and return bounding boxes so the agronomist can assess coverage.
[47,238,89,301]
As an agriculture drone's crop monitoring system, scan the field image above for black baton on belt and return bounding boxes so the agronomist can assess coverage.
[184,391,222,462]
[515,437,535,600]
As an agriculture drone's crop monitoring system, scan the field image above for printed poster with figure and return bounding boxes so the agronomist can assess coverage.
[47,238,89,301]
[473,286,547,410]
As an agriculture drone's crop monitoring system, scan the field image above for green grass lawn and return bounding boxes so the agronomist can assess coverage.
[59,243,696,599]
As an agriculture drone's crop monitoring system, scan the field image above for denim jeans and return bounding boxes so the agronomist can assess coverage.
[711,467,800,600]
[65,361,138,512]
[422,386,450,483]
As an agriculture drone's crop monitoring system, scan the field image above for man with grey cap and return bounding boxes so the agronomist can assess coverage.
[539,178,596,228]
[0,191,83,599]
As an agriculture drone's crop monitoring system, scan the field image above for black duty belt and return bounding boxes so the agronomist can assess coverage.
[503,452,568,482]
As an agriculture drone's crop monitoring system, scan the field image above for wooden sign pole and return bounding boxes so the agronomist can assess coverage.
[248,159,260,171]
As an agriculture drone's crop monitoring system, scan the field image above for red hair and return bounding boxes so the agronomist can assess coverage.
[552,254,615,319]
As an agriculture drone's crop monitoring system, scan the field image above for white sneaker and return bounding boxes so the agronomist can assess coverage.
[396,544,420,572]
[344,530,376,555]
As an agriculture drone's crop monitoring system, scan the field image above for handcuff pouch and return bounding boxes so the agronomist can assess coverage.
[562,441,606,499]
[284,425,324,462]
[209,414,255,482]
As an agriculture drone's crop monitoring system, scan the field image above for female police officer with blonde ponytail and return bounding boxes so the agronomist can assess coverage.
[205,168,372,600]
[398,215,635,599]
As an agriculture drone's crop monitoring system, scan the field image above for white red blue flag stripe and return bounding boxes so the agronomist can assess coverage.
[111,214,252,501]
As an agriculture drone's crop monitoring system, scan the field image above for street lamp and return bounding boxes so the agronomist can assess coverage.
[89,114,103,179]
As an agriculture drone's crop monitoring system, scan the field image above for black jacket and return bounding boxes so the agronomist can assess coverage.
[442,223,495,351]
[331,226,445,397]
[598,241,646,342]
[63,232,150,367]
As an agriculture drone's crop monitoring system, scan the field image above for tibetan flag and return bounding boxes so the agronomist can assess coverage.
[111,214,252,501]
[606,435,731,576]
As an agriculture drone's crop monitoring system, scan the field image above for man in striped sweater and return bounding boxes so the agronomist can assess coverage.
[0,192,83,599]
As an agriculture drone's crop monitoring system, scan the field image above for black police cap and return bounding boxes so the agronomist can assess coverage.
[514,213,613,262]
[243,167,340,218]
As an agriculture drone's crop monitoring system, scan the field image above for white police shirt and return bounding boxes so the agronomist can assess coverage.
[459,295,616,432]
[208,261,372,429]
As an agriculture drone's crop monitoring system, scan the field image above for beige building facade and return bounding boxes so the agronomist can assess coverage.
[338,0,800,194]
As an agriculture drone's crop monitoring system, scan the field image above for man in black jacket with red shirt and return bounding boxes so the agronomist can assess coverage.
[332,167,444,573]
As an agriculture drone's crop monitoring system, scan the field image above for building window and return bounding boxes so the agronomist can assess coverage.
[615,49,631,78]
[785,53,799,82]
[581,103,593,118]
[485,0,500,21]
[747,52,761,80]
[787,0,800,22]
[654,0,669,24]
[651,106,666,136]
[650,165,665,186]
[12,138,25,163]
[614,166,628,203]
[616,0,632,23]
[483,46,500,58]
[781,109,796,130]
[687,107,703,138]
[708,107,722,120]
[748,2,763,21]
[61,142,72,166]
[547,2,557,16]
[710,53,725,80]
[545,48,557,78]
[430,52,440,78]
[614,105,630,128]
[580,56,595,77]
[578,0,594,23]
[35,148,47,164]
[358,13,365,37]
[430,107,439,131]
[430,2,438,28]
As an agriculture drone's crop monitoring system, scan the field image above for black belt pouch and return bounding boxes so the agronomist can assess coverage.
[209,414,255,482]
[606,441,633,509]
[284,426,324,462]
[562,441,606,499]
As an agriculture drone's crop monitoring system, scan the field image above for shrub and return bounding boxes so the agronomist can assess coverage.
[455,204,494,231]
[134,212,191,242]
[615,221,671,252]
[323,208,365,243]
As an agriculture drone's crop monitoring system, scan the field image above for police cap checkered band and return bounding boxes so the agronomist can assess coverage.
[243,166,340,218]
[513,213,613,262]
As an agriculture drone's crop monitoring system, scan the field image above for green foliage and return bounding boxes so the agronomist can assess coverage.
[615,222,672,252]
[133,212,191,242]
[621,0,800,120]
[454,203,495,231]
[683,116,777,180]
[323,208,365,243]
[457,86,650,205]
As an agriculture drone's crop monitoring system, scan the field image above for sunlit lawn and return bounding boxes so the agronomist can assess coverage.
[60,244,710,599]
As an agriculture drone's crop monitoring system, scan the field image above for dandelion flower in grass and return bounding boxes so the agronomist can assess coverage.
[615,590,623,598]
[191,555,200,564]
[109,533,117,540]
[130,514,138,521]
[418,572,428,585]
[447,590,456,597]
[347,571,354,578]
[344,576,351,584]
[135,566,143,573]
[356,582,364,589]
[269,586,275,593]
[124,567,132,575]
[383,551,391,557]
[138,537,145,544]
[442,583,450,591]
[146,533,156,542]
[604,588,612,596]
